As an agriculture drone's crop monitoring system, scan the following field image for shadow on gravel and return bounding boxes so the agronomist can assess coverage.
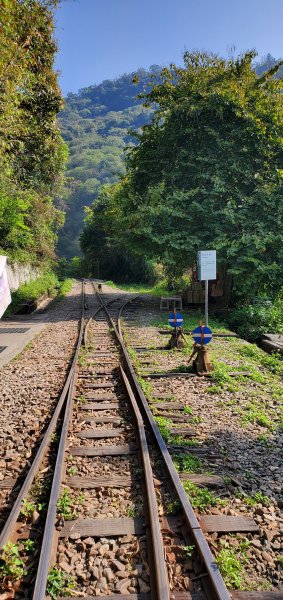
[192,426,283,507]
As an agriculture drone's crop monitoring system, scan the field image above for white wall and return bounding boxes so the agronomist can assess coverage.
[7,261,41,292]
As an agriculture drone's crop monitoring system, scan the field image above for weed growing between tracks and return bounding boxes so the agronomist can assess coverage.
[0,542,26,585]
[216,544,247,589]
[182,480,225,513]
[173,453,203,473]
[57,488,84,520]
[47,567,75,599]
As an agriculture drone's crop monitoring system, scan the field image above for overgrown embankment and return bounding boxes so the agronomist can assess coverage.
[6,273,73,315]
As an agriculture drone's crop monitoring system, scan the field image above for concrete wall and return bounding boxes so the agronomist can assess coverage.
[7,261,41,292]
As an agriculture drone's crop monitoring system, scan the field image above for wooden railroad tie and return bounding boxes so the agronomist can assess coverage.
[67,475,140,488]
[76,428,124,439]
[0,478,17,489]
[60,516,144,537]
[60,593,201,600]
[69,444,137,456]
[78,402,120,410]
[162,515,259,534]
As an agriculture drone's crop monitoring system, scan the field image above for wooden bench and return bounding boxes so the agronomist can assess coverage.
[160,296,182,311]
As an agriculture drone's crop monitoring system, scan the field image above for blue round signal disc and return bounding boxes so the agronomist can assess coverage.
[168,312,183,328]
[192,325,213,345]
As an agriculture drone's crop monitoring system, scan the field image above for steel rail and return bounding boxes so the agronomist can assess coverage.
[83,288,130,347]
[116,299,232,600]
[120,365,170,600]
[0,280,85,549]
[32,290,132,600]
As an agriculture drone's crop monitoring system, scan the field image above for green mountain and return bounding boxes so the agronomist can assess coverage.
[57,68,159,257]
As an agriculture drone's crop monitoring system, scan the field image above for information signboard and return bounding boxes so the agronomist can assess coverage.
[198,250,216,281]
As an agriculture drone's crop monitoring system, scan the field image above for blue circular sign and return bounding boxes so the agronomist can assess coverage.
[168,312,183,328]
[192,325,213,345]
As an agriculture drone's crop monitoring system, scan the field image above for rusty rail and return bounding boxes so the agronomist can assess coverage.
[0,280,85,549]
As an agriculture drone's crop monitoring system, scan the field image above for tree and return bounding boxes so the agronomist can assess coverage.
[99,51,283,301]
[0,0,66,264]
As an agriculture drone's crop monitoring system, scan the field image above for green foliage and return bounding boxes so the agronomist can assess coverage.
[66,466,77,476]
[173,453,202,473]
[241,404,273,429]
[138,377,153,398]
[216,547,246,589]
[183,480,224,512]
[210,361,239,393]
[154,416,172,442]
[80,202,159,283]
[96,51,283,302]
[47,567,75,599]
[23,539,37,554]
[183,545,195,558]
[126,506,142,517]
[152,311,229,333]
[57,489,77,520]
[0,0,66,264]
[6,272,72,314]
[183,405,193,415]
[20,498,44,521]
[226,298,283,342]
[166,499,181,514]
[105,279,170,296]
[0,542,26,583]
[236,491,270,506]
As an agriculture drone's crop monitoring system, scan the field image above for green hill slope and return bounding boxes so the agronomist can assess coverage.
[57,68,157,257]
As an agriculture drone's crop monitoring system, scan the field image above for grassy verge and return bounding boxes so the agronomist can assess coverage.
[105,279,173,296]
[6,273,74,315]
[151,312,230,333]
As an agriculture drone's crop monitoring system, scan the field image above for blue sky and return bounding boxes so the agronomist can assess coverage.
[55,0,283,96]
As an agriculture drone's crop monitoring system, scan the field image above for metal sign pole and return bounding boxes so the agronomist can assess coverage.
[205,280,208,327]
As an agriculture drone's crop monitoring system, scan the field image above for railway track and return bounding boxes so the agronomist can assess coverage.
[1,282,281,599]
[31,283,230,600]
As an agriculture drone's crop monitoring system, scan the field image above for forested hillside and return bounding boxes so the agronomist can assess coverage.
[0,0,66,266]
[57,55,282,262]
[57,68,158,257]
[82,51,283,301]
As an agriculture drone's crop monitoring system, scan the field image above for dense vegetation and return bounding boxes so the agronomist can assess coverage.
[57,68,161,258]
[82,51,283,302]
[0,0,66,265]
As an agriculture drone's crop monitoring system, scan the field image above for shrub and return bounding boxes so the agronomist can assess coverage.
[227,298,283,342]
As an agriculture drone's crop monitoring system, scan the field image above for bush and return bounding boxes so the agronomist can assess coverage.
[227,297,283,342]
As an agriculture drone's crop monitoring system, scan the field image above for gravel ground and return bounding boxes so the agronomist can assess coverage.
[57,534,150,595]
[0,281,82,527]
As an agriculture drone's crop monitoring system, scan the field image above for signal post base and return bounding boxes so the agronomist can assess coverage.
[167,327,186,349]
[189,343,213,375]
